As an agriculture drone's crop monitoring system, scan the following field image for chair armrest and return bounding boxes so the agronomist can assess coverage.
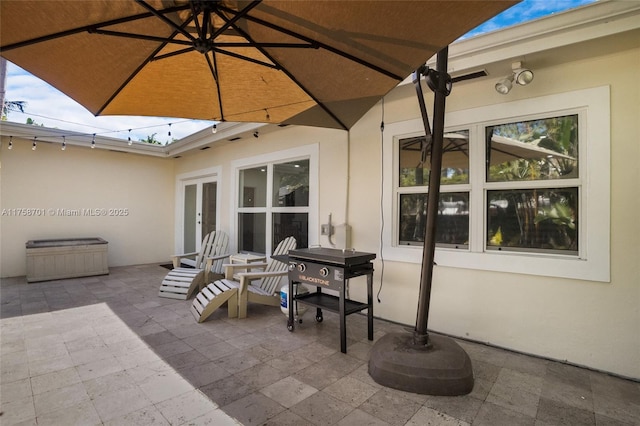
[238,270,288,294]
[223,262,268,279]
[171,252,198,268]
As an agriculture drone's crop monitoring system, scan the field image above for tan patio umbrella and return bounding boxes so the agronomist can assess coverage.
[1,0,515,130]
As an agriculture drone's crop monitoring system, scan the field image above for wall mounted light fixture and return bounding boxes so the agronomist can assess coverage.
[495,61,534,94]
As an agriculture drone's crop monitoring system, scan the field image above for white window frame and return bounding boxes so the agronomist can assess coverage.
[230,144,319,256]
[382,86,610,282]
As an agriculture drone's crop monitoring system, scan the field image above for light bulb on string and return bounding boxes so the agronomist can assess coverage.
[32,137,37,151]
[91,133,96,148]
[265,109,270,121]
[8,136,13,150]
[62,136,66,151]
[128,129,132,145]
[212,124,217,134]
[168,123,172,137]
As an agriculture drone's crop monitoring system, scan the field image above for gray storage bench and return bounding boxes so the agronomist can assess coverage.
[26,238,109,282]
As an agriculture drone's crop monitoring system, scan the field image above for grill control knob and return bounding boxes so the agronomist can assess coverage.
[320,267,329,277]
[297,263,306,272]
[288,263,297,271]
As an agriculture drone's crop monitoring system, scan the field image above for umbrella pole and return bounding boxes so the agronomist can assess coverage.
[368,46,474,396]
[413,47,448,346]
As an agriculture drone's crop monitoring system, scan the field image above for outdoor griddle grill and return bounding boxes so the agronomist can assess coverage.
[286,247,376,353]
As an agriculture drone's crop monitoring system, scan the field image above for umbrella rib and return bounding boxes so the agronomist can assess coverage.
[152,47,196,62]
[0,4,190,51]
[134,0,196,42]
[215,9,348,129]
[209,0,262,41]
[89,29,192,46]
[217,4,403,81]
[95,19,194,116]
[210,48,278,69]
[205,52,225,121]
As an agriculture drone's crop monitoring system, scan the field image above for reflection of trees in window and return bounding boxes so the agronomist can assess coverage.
[487,188,578,253]
[399,130,470,187]
[399,192,469,247]
[485,115,580,254]
[487,115,578,182]
[273,160,309,207]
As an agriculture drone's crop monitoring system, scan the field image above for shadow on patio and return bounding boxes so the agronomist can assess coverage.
[1,264,639,425]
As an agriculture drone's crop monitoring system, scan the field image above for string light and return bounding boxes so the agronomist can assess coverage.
[3,118,215,150]
[265,109,270,121]
[212,124,217,134]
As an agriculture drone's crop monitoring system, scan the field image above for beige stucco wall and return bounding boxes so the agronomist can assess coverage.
[173,125,349,252]
[0,140,175,277]
[347,47,640,379]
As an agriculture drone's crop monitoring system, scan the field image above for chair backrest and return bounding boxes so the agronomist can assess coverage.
[258,236,297,295]
[195,231,229,272]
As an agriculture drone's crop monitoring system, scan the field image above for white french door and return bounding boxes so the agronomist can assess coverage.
[182,177,218,257]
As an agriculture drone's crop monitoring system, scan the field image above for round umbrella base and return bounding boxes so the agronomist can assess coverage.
[368,332,474,396]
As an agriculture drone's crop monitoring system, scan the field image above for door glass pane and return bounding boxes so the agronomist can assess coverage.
[272,160,309,207]
[487,188,578,253]
[238,213,266,253]
[239,167,267,207]
[486,115,579,182]
[184,184,197,253]
[399,130,470,187]
[273,213,308,250]
[399,192,469,248]
[202,182,217,237]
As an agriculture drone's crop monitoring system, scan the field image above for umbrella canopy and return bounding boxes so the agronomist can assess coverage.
[1,0,516,130]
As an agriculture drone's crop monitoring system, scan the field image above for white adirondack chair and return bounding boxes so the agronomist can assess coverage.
[191,236,297,322]
[159,231,230,300]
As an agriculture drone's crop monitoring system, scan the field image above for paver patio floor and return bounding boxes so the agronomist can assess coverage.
[1,264,638,425]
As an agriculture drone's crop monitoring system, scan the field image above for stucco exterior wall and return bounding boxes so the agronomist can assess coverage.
[0,141,175,277]
[346,47,639,379]
[173,125,349,253]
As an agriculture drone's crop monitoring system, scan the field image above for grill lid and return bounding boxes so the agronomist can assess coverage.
[288,247,376,267]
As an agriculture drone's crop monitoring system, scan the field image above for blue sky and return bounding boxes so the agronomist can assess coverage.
[2,0,596,142]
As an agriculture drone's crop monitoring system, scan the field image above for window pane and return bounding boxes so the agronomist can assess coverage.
[399,192,469,247]
[239,167,267,207]
[238,213,266,253]
[272,160,309,207]
[399,130,469,187]
[273,213,308,251]
[487,115,578,182]
[487,188,578,253]
[183,184,197,253]
[201,182,217,238]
